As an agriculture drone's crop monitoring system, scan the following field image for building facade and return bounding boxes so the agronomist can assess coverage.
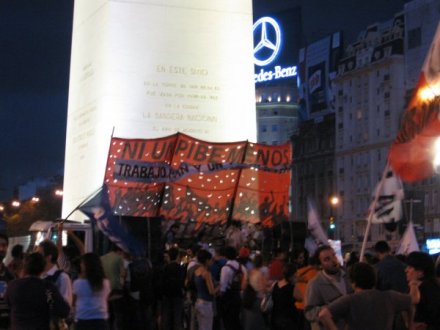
[290,32,342,237]
[291,114,336,228]
[253,6,303,145]
[334,14,406,249]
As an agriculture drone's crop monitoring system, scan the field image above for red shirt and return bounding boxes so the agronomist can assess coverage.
[269,258,284,281]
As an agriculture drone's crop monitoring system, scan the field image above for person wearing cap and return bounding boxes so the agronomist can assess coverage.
[406,251,440,329]
[238,247,253,271]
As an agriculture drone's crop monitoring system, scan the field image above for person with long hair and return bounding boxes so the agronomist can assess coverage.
[73,253,111,330]
[194,249,217,330]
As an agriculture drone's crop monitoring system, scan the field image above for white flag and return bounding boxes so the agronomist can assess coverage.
[304,236,319,256]
[369,167,404,224]
[307,198,329,246]
[396,222,419,255]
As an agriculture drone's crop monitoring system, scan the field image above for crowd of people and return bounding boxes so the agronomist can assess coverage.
[0,221,438,330]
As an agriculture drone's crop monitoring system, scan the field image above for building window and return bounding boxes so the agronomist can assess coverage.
[272,124,278,132]
[408,27,421,49]
[261,125,267,133]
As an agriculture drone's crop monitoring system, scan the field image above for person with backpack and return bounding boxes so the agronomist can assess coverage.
[5,253,70,330]
[38,239,73,307]
[39,239,73,330]
[219,246,247,330]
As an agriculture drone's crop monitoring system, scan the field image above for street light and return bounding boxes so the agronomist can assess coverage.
[55,189,63,197]
[31,197,40,203]
[329,195,340,238]
[11,200,20,208]
[330,196,340,206]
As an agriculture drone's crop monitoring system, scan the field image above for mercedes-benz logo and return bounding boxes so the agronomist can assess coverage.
[253,17,282,67]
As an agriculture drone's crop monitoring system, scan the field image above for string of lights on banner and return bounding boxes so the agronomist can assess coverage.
[104,133,292,228]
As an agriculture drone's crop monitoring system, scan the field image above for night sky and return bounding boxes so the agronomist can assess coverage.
[0,0,407,200]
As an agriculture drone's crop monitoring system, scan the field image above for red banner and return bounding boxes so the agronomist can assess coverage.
[159,134,247,227]
[389,23,440,182]
[104,133,292,227]
[104,134,178,217]
[232,142,292,227]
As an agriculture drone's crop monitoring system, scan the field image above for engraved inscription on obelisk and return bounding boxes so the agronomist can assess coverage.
[63,0,256,218]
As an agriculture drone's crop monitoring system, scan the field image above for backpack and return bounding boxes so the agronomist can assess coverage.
[45,270,64,284]
[129,258,154,305]
[226,264,243,292]
[44,270,69,330]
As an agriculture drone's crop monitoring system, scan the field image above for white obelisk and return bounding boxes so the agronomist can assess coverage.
[63,0,256,219]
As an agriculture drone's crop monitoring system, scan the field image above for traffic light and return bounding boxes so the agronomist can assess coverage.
[329,216,336,230]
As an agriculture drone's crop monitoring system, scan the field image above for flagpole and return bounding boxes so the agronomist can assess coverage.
[360,162,390,262]
[61,185,104,222]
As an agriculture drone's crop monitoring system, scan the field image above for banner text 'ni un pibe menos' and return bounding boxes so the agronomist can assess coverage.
[104,133,292,227]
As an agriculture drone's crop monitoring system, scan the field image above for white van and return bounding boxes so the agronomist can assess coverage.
[28,220,94,253]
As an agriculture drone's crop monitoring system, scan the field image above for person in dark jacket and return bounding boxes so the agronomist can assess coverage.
[406,251,440,330]
[374,241,408,293]
[161,247,185,330]
[5,252,70,330]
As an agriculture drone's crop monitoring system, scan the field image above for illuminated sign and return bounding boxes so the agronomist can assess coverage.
[253,16,297,83]
[426,238,440,255]
[253,17,282,66]
[254,66,297,83]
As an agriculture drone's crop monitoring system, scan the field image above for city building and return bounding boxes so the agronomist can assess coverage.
[291,113,336,226]
[291,32,342,235]
[334,13,406,249]
[253,6,303,145]
[17,175,63,202]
